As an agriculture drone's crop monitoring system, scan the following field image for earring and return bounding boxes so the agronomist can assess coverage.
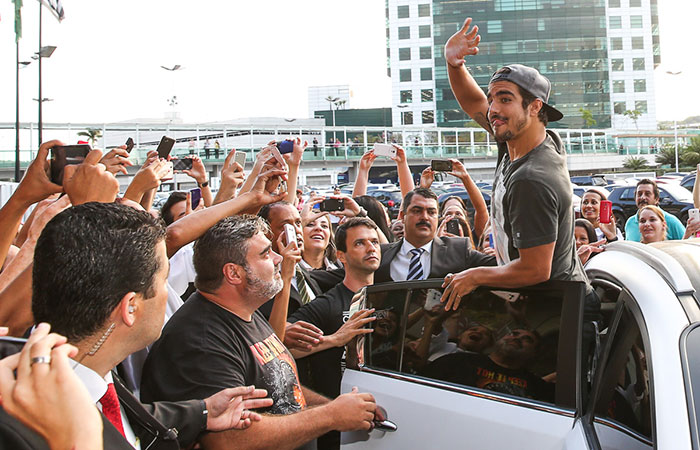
[128,306,135,313]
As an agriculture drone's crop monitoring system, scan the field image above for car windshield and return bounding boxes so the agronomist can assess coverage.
[662,184,693,202]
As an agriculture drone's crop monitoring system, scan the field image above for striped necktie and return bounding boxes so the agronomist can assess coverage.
[407,248,425,280]
[295,266,312,304]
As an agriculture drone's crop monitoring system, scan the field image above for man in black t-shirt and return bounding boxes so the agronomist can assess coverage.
[141,216,380,450]
[424,328,553,402]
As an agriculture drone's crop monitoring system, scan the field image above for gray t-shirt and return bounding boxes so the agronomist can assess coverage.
[491,130,587,284]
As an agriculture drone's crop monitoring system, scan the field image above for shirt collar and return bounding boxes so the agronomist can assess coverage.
[400,238,432,256]
[72,360,112,403]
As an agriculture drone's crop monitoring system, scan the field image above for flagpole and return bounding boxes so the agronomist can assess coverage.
[38,3,43,144]
[15,40,21,182]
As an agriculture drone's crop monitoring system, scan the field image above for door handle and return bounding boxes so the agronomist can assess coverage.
[373,419,398,432]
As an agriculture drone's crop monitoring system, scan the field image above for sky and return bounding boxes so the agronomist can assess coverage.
[0,0,697,126]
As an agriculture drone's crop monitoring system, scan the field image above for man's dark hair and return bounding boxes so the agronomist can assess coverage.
[517,85,549,126]
[335,217,378,252]
[258,201,292,223]
[160,191,187,225]
[193,215,270,293]
[32,202,166,342]
[636,178,660,200]
[401,188,438,213]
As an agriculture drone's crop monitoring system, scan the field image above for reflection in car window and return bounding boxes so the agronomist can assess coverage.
[366,286,563,404]
[366,289,408,371]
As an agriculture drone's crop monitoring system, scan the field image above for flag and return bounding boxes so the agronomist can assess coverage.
[41,0,64,22]
[12,0,23,42]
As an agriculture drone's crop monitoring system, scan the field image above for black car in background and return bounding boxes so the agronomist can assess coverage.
[437,189,492,220]
[607,183,694,228]
[367,190,403,220]
[570,174,608,186]
[681,172,696,192]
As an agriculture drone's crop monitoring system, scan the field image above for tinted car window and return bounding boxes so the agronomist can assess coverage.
[620,188,636,201]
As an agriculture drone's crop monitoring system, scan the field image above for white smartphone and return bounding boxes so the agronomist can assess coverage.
[234,151,246,166]
[373,143,397,158]
[424,289,443,311]
[689,208,700,222]
[159,161,174,181]
[284,223,296,247]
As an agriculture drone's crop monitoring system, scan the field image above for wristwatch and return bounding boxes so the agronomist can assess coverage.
[199,181,209,188]
[606,235,618,243]
[356,207,368,217]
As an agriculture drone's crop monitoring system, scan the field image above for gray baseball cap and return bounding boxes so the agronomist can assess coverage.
[489,64,563,122]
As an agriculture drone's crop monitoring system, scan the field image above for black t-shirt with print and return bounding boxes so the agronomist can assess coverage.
[288,282,356,399]
[423,352,554,402]
[141,292,306,416]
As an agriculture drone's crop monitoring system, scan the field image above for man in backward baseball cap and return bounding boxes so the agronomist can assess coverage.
[437,17,599,340]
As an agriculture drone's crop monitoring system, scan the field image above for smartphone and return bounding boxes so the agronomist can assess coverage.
[173,158,194,171]
[189,187,202,209]
[373,143,396,158]
[431,160,453,172]
[446,218,461,236]
[160,161,174,181]
[125,137,135,154]
[156,136,176,159]
[689,208,700,222]
[424,289,442,311]
[599,200,612,224]
[320,198,344,212]
[488,233,494,248]
[50,144,91,185]
[284,223,297,246]
[0,336,27,359]
[276,140,295,155]
[234,151,246,166]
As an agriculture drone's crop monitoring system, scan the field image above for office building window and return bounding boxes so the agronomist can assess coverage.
[420,67,432,81]
[611,37,623,51]
[402,111,413,125]
[634,79,646,92]
[630,16,643,28]
[421,89,433,102]
[609,16,622,29]
[629,0,641,6]
[613,80,625,93]
[635,101,648,113]
[538,18,545,31]
[488,20,502,33]
[614,102,626,114]
[418,4,430,17]
[400,90,413,103]
[419,46,432,59]
[398,26,410,39]
[632,36,644,49]
[609,0,620,6]
[400,69,412,82]
[633,58,645,70]
[419,25,431,38]
[611,59,624,71]
[397,5,409,18]
[399,48,411,61]
[422,110,435,124]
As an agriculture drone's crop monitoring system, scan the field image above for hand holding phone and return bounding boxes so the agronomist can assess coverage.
[156,136,175,159]
[234,151,246,166]
[431,160,453,172]
[446,219,462,236]
[372,143,396,158]
[283,223,297,247]
[50,144,91,185]
[173,158,194,171]
[320,198,345,212]
[599,200,612,224]
[125,137,135,154]
[276,140,295,155]
[189,188,202,209]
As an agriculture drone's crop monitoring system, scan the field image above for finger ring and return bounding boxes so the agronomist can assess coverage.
[30,356,51,366]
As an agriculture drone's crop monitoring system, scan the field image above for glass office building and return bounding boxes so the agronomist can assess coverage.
[387,0,660,130]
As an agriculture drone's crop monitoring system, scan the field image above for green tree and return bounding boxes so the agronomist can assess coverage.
[681,136,700,167]
[623,156,647,170]
[623,109,642,131]
[655,145,680,166]
[77,128,103,147]
[579,108,597,128]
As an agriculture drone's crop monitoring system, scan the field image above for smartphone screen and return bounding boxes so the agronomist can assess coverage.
[189,188,202,209]
[447,219,461,235]
[431,160,453,172]
[50,144,91,185]
[373,143,396,158]
[173,158,194,171]
[156,136,175,159]
[234,151,246,166]
[125,137,135,154]
[320,198,344,212]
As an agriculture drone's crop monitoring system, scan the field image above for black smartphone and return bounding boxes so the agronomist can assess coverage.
[320,198,344,212]
[431,160,453,172]
[189,188,202,209]
[156,136,176,159]
[50,144,91,185]
[0,336,27,359]
[173,158,194,171]
[125,137,135,154]
[447,218,461,235]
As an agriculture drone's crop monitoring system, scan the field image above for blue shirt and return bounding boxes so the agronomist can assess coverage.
[624,209,686,241]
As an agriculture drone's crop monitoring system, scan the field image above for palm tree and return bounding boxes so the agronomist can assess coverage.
[77,128,103,147]
[655,146,679,166]
[325,96,339,112]
[623,156,647,170]
[681,137,700,167]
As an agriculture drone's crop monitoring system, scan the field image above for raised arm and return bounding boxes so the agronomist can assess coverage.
[183,156,214,207]
[352,151,376,197]
[284,138,307,205]
[445,18,492,132]
[391,145,415,200]
[449,159,489,238]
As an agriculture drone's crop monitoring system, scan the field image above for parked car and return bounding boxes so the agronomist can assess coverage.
[572,184,610,200]
[608,183,695,228]
[570,174,608,187]
[341,239,700,449]
[681,173,696,193]
[366,190,403,220]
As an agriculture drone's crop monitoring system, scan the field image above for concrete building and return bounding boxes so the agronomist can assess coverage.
[386,0,661,130]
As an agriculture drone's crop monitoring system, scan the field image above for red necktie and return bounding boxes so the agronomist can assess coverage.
[99,382,125,437]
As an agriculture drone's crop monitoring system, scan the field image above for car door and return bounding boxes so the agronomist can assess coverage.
[341,279,588,449]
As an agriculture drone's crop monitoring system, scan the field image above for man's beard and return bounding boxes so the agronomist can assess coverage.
[244,266,283,299]
[493,116,528,143]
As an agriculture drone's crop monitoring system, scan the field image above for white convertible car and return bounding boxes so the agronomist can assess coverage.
[341,240,700,449]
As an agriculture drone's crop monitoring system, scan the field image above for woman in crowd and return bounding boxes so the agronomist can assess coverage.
[299,210,341,271]
[438,198,475,244]
[575,218,604,264]
[638,205,667,244]
[580,189,622,243]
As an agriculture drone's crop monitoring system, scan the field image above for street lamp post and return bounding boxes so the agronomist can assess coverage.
[666,71,682,172]
[34,44,56,144]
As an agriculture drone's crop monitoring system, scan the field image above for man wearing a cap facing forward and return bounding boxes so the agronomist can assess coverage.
[439,18,594,309]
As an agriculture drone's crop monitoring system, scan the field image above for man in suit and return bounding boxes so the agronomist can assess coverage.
[257,201,323,318]
[374,188,496,283]
[0,202,271,449]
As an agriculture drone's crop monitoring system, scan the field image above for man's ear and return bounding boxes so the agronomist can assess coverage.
[223,262,245,286]
[118,292,137,327]
[399,209,405,221]
[337,250,347,266]
[529,99,543,118]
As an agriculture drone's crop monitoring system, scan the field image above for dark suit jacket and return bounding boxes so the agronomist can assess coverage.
[374,236,497,283]
[258,264,323,319]
[0,372,205,450]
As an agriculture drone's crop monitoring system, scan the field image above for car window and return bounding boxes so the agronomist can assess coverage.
[619,188,636,201]
[661,184,693,202]
[363,283,569,406]
[592,299,653,443]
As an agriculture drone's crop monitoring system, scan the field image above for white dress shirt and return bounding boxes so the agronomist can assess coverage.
[73,362,141,449]
[390,239,433,281]
[167,243,196,297]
